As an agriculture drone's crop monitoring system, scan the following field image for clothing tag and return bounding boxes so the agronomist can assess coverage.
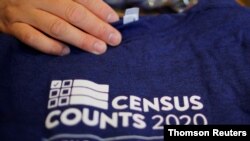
[123,7,140,25]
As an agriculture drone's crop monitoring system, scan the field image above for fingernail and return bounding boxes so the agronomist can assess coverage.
[107,13,119,23]
[61,47,70,56]
[108,33,121,46]
[92,42,107,55]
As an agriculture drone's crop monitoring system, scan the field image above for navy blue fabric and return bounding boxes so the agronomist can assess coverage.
[0,0,250,140]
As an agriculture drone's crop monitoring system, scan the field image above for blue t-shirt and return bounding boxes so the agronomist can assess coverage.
[0,0,250,140]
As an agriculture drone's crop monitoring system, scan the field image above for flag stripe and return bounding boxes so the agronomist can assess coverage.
[70,96,108,110]
[71,87,108,101]
[73,80,109,93]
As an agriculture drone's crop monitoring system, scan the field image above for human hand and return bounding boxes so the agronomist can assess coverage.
[0,0,122,56]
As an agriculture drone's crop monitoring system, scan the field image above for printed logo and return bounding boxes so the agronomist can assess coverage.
[44,79,208,141]
[48,79,109,110]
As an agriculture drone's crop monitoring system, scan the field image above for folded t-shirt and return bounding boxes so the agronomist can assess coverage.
[0,0,250,141]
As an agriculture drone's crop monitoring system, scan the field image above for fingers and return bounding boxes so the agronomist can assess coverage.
[37,0,122,47]
[74,0,119,23]
[0,22,4,33]
[0,0,122,56]
[27,9,107,55]
[10,22,70,56]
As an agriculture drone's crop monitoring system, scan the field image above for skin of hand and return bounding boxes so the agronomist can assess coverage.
[0,0,122,56]
[237,0,250,6]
